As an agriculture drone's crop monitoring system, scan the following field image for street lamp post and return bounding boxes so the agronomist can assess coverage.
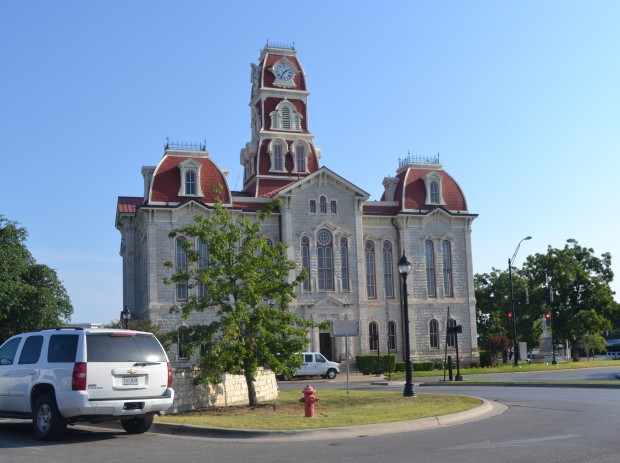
[398,253,415,397]
[385,302,392,383]
[508,236,532,367]
[121,306,131,329]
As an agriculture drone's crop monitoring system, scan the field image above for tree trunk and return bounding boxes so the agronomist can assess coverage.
[570,341,579,361]
[244,370,258,406]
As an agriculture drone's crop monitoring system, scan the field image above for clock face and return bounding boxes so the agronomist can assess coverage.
[274,62,294,81]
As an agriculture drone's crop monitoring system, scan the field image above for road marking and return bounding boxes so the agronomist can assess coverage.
[439,434,581,450]
[0,440,44,451]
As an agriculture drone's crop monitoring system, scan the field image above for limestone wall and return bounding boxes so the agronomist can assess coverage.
[168,366,279,413]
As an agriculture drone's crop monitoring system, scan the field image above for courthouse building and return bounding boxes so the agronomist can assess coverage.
[116,44,479,367]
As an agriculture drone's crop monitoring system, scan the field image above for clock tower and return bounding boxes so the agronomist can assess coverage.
[240,43,321,197]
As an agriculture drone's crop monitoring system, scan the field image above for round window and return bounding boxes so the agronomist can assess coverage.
[317,230,332,246]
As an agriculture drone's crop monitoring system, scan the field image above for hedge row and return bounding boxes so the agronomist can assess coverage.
[356,355,455,374]
[356,354,396,374]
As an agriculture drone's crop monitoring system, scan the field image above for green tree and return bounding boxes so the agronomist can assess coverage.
[164,199,322,406]
[475,269,535,348]
[0,216,73,342]
[580,331,607,361]
[522,239,617,360]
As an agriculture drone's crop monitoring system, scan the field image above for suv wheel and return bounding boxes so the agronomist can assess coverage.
[33,394,67,440]
[121,414,155,434]
[326,369,337,379]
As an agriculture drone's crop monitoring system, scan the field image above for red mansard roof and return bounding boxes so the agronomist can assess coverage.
[150,154,230,204]
[117,196,144,214]
[388,167,468,212]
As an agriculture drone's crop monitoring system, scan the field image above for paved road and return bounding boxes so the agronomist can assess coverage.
[2,367,620,463]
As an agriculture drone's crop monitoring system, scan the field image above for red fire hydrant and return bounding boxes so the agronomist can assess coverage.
[299,384,320,418]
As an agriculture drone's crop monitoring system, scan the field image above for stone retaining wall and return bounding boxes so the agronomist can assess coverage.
[169,367,279,413]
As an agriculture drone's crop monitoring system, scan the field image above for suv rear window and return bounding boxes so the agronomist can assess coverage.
[86,333,167,362]
[48,334,79,363]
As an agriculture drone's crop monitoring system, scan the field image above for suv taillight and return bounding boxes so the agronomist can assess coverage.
[72,362,87,390]
[167,362,173,388]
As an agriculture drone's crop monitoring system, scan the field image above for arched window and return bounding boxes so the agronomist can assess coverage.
[369,322,379,351]
[319,196,327,214]
[198,239,209,298]
[430,181,440,203]
[296,145,306,172]
[447,319,457,347]
[301,236,311,291]
[365,240,377,299]
[340,237,349,291]
[383,241,394,298]
[178,326,189,360]
[425,240,436,297]
[273,144,283,171]
[268,140,286,172]
[281,105,291,129]
[388,321,397,351]
[178,159,203,197]
[185,170,196,195]
[272,102,300,132]
[430,320,439,348]
[176,237,187,301]
[317,230,334,291]
[442,240,454,297]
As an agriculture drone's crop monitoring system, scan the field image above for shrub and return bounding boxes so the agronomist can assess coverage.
[355,354,396,374]
[412,361,434,371]
[483,335,511,367]
[479,350,494,368]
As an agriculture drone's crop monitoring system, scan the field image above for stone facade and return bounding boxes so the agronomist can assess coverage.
[116,44,480,410]
[170,367,278,413]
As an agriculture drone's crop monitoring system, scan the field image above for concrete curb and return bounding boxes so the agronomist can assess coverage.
[419,381,620,389]
[145,398,507,442]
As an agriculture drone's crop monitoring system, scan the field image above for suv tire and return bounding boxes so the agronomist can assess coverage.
[326,368,337,379]
[121,414,155,434]
[33,394,67,440]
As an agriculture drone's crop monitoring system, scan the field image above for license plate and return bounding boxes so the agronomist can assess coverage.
[122,377,139,386]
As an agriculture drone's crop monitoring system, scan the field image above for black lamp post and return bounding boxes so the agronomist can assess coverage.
[398,252,415,397]
[121,306,131,329]
[508,236,532,367]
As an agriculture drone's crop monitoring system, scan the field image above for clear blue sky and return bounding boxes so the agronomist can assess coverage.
[1,1,619,324]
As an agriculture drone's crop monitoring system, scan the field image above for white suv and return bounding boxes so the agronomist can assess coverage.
[0,328,174,440]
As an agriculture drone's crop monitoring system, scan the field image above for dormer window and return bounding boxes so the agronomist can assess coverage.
[185,171,196,195]
[270,101,302,132]
[423,172,444,205]
[178,159,203,197]
[430,181,439,203]
[267,139,287,172]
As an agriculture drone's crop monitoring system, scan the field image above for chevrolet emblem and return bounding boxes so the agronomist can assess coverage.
[127,369,137,375]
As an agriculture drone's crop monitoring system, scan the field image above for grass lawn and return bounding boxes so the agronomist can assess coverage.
[156,390,482,430]
[399,358,620,379]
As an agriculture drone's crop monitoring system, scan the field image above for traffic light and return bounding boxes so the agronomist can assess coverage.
[545,286,554,302]
[507,312,513,320]
[545,313,551,327]
[521,289,529,304]
[447,325,463,334]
